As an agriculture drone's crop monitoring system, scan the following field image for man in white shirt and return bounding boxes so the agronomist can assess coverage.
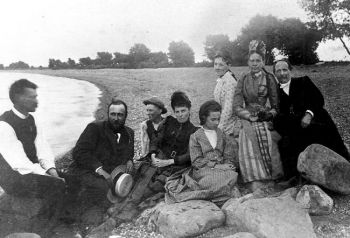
[0,79,65,199]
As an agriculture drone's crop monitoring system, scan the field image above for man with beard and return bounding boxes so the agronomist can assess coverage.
[273,58,350,180]
[71,99,134,202]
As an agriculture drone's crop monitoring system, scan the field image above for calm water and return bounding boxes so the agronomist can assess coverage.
[0,72,101,156]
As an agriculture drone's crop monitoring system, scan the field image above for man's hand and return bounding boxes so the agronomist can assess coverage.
[301,113,312,128]
[126,160,134,173]
[96,168,111,180]
[47,168,60,177]
[151,153,174,168]
[47,168,65,182]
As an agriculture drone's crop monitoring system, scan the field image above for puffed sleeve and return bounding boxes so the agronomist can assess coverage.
[218,73,237,133]
[189,133,208,169]
[233,73,250,119]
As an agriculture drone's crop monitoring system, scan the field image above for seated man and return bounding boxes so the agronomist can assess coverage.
[70,99,134,203]
[0,79,65,204]
[273,59,350,180]
[139,96,167,160]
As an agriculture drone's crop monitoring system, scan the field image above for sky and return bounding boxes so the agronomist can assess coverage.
[1,0,349,67]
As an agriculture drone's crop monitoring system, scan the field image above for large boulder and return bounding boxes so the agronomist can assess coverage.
[222,195,316,238]
[138,200,225,238]
[297,144,350,194]
[296,185,333,215]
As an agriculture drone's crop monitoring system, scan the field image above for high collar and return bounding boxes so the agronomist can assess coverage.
[12,107,28,119]
[217,70,231,82]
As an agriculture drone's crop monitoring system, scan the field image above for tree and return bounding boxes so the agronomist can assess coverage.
[168,41,195,67]
[95,52,113,67]
[236,14,282,65]
[67,58,76,68]
[204,34,233,62]
[79,57,93,67]
[128,43,151,68]
[0,64,4,70]
[277,18,322,64]
[148,52,169,67]
[113,52,130,68]
[8,61,30,69]
[299,0,350,55]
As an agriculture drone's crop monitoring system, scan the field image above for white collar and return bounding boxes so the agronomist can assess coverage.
[12,107,28,119]
[280,80,291,89]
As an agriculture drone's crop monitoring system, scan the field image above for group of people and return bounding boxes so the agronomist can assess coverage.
[0,40,349,227]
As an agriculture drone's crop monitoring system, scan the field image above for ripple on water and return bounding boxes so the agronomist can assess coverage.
[0,72,101,157]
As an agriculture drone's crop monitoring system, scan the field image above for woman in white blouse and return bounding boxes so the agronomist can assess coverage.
[213,52,238,137]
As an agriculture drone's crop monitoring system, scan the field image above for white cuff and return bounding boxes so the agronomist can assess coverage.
[95,166,103,173]
[306,110,314,117]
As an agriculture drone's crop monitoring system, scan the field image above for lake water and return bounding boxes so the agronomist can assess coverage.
[0,72,101,156]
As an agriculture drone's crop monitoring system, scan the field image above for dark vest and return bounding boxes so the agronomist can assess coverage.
[146,119,161,140]
[0,110,38,163]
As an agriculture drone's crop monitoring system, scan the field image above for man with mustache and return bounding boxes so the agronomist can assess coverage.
[71,98,134,203]
[0,79,68,233]
[0,79,65,197]
[273,58,350,181]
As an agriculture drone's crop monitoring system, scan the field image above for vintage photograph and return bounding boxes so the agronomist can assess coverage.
[0,0,350,237]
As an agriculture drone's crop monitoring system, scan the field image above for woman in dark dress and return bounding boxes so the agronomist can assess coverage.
[148,91,198,192]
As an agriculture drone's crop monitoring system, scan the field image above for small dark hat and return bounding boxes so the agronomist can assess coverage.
[143,96,167,114]
[170,91,191,110]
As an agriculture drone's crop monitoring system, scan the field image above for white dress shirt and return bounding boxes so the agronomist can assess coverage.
[280,80,314,117]
[0,108,56,175]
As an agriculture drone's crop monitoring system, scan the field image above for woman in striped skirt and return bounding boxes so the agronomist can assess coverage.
[233,40,283,191]
[165,100,239,206]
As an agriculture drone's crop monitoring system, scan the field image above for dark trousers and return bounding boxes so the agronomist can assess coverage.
[0,154,65,201]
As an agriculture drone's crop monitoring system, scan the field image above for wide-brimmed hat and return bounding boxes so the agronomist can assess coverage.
[107,165,134,203]
[143,96,167,114]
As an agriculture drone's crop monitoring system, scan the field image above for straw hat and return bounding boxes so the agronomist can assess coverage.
[107,165,134,203]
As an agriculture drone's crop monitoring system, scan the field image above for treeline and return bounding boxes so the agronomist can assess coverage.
[48,41,208,69]
[204,15,323,65]
[48,15,323,70]
[0,61,38,70]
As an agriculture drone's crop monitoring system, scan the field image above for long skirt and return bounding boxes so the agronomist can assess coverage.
[164,166,239,205]
[238,120,283,183]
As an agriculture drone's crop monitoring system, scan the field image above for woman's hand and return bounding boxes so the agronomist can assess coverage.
[151,154,174,167]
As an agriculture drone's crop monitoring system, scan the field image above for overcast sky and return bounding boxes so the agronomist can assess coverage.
[1,0,349,66]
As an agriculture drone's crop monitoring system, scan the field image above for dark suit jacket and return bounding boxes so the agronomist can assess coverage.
[274,76,349,160]
[72,121,134,174]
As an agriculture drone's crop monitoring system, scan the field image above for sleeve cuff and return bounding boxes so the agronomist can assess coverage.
[95,166,103,173]
[306,110,314,117]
